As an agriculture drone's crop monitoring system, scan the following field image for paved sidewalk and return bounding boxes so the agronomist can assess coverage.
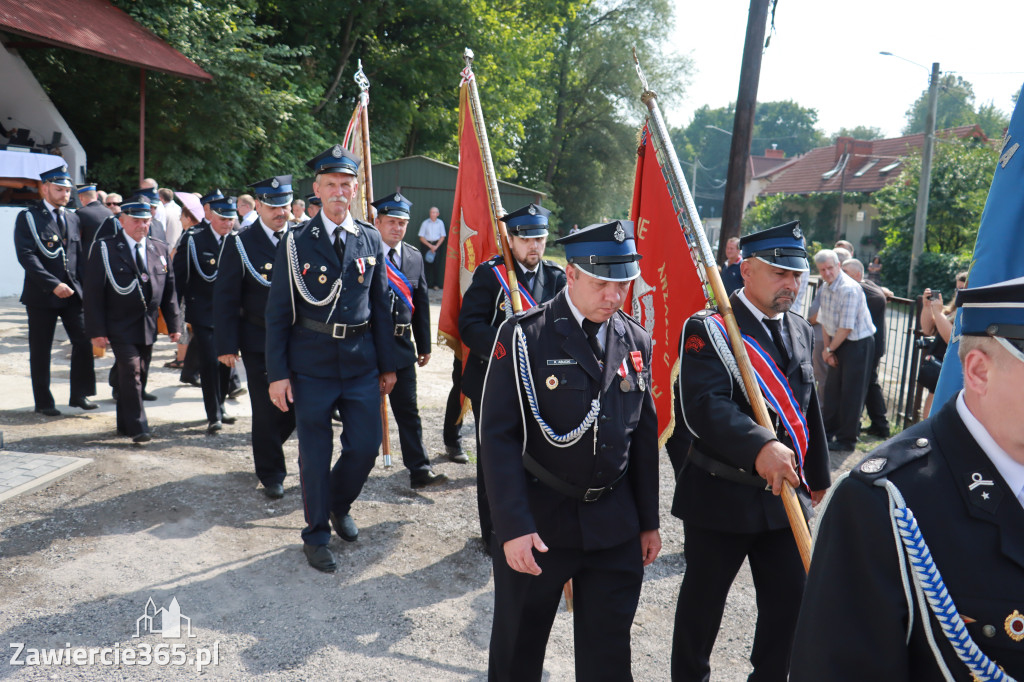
[0,450,92,502]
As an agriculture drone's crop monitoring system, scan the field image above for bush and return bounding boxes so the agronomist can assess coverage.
[878,248,969,297]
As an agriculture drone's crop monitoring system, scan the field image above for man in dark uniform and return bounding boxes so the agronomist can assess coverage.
[84,197,181,442]
[480,220,660,681]
[265,144,396,573]
[74,183,113,248]
[305,193,321,221]
[14,164,96,415]
[372,192,447,490]
[668,221,831,682]
[173,194,238,434]
[791,277,1024,681]
[458,203,566,547]
[214,175,297,499]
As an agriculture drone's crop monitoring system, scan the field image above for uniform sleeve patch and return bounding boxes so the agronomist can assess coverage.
[684,335,705,354]
[493,341,506,360]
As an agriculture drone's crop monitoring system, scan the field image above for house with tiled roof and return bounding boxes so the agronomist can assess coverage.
[756,125,986,253]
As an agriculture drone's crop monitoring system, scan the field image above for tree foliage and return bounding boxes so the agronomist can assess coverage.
[830,126,884,142]
[19,0,687,231]
[902,73,1009,139]
[873,136,997,256]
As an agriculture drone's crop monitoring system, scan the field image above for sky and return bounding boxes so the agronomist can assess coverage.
[665,0,1024,143]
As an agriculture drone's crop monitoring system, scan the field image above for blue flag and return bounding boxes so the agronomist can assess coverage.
[934,83,1024,404]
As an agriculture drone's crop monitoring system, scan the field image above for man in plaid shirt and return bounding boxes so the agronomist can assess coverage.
[814,249,876,452]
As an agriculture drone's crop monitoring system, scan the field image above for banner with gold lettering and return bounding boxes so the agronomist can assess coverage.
[629,124,708,445]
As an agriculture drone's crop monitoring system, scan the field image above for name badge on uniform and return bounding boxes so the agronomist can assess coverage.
[546,359,577,366]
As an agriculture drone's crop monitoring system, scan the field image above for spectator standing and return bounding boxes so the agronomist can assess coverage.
[417,206,446,290]
[867,255,883,284]
[843,258,892,437]
[288,198,307,227]
[305,194,321,221]
[159,188,183,248]
[104,193,122,215]
[720,235,743,296]
[236,194,258,229]
[815,249,876,452]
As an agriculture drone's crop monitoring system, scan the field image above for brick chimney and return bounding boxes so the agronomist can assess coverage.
[834,137,873,161]
[763,144,785,159]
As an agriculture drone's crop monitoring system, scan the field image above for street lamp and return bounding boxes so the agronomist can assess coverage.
[705,124,733,136]
[881,51,939,297]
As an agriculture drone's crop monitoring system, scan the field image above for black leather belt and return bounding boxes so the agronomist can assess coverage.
[523,452,628,503]
[687,446,768,489]
[298,317,370,339]
[393,323,411,336]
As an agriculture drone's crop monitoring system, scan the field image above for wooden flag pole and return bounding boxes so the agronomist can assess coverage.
[634,51,812,571]
[354,60,393,469]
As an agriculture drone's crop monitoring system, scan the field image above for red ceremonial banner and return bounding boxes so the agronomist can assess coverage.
[438,77,501,356]
[629,124,709,446]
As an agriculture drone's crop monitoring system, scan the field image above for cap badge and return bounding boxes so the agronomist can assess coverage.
[331,145,343,158]
[271,178,280,189]
[860,457,886,474]
[60,166,68,173]
[613,223,626,243]
[528,205,537,216]
[545,375,558,390]
[792,225,802,239]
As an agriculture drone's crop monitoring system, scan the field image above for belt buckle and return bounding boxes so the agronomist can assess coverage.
[332,323,347,339]
[394,323,409,336]
[582,487,604,503]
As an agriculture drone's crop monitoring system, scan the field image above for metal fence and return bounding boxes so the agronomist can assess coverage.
[800,277,929,434]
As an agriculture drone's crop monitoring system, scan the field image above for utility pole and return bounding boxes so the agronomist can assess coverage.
[717,0,770,265]
[907,62,940,297]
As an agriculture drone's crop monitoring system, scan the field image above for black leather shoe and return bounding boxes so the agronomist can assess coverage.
[331,407,342,422]
[303,544,337,573]
[263,483,284,499]
[865,424,890,438]
[69,397,98,410]
[446,444,469,463]
[228,387,248,399]
[182,377,201,387]
[132,432,152,444]
[411,470,449,490]
[34,407,61,417]
[220,411,237,425]
[111,388,119,401]
[207,421,223,434]
[330,512,358,542]
[142,391,158,402]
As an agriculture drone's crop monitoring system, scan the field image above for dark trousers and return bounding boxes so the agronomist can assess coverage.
[489,535,643,682]
[110,342,153,436]
[424,240,443,288]
[823,336,873,445]
[241,350,294,486]
[292,371,381,546]
[191,324,230,423]
[470,397,492,542]
[671,524,805,682]
[181,339,241,392]
[863,352,888,429]
[443,355,464,447]
[389,363,430,473]
[26,302,95,409]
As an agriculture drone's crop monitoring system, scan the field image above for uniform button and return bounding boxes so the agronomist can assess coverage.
[600,444,609,450]
[595,471,603,476]
[915,438,929,448]
[600,414,609,422]
[982,624,997,638]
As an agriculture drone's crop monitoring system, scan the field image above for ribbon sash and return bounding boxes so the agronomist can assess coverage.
[491,263,538,310]
[385,259,415,313]
[709,314,810,487]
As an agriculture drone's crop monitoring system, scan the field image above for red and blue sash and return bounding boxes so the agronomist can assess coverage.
[491,263,538,310]
[709,314,810,488]
[385,259,415,313]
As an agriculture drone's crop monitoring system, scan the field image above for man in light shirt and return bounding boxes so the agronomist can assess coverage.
[417,206,445,289]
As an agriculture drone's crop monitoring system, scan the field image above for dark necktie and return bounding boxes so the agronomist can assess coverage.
[520,270,535,294]
[272,230,281,244]
[582,318,604,361]
[764,317,790,366]
[55,208,67,243]
[333,229,345,262]
[134,242,146,274]
[389,247,398,266]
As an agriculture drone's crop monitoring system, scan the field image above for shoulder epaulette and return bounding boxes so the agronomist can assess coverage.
[619,308,646,332]
[691,307,718,319]
[354,217,375,231]
[542,259,565,271]
[404,243,421,254]
[849,432,932,484]
[149,235,169,246]
[513,305,545,322]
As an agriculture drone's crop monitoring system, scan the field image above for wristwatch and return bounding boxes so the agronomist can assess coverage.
[824,347,833,355]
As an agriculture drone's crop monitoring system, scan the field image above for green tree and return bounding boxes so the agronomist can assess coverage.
[874,136,996,255]
[830,126,884,142]
[974,101,1011,139]
[903,74,979,135]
